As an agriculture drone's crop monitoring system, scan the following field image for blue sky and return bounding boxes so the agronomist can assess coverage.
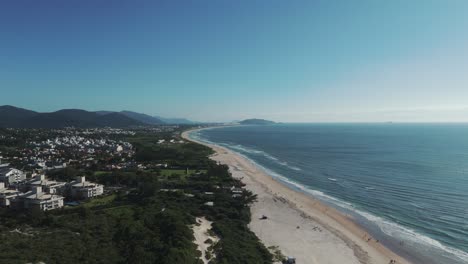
[1,0,468,122]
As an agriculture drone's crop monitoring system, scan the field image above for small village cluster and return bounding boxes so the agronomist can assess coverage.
[0,162,103,211]
[2,128,136,172]
[0,127,187,212]
[3,127,186,172]
[23,134,134,170]
[157,139,185,144]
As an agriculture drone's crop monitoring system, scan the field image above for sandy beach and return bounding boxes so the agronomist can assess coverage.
[182,128,412,264]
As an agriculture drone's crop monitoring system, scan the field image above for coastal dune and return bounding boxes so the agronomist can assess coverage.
[182,129,411,264]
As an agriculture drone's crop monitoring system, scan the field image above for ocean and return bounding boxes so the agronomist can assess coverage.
[190,124,468,264]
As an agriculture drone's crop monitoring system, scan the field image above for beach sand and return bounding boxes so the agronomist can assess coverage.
[182,129,412,264]
[192,217,219,264]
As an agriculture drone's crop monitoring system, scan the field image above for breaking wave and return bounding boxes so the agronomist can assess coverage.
[217,142,302,172]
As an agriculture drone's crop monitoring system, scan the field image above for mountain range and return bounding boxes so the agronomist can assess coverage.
[0,106,197,128]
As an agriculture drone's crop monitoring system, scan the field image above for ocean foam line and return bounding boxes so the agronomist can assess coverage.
[189,129,291,169]
[249,155,468,263]
[190,129,468,263]
[357,211,468,262]
[217,142,302,172]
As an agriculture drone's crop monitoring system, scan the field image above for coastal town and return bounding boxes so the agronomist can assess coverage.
[0,126,272,264]
[0,125,414,264]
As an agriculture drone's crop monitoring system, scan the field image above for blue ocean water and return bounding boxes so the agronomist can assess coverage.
[191,124,468,264]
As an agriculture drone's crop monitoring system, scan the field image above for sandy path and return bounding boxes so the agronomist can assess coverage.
[182,129,411,264]
[192,217,219,264]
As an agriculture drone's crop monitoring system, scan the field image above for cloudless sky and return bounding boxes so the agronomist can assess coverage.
[1,0,468,122]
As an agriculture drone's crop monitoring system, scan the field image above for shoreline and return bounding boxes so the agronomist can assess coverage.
[182,127,412,264]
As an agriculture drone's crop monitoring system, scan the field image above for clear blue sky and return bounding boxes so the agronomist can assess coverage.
[1,0,468,122]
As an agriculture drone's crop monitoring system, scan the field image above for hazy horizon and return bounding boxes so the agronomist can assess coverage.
[2,1,468,122]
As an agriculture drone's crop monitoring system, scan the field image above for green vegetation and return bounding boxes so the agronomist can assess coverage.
[0,129,273,264]
[159,169,206,177]
[81,193,117,208]
[129,134,213,168]
[268,246,286,263]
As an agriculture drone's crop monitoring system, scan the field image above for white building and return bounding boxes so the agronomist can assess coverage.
[0,164,26,186]
[0,182,21,207]
[20,186,64,211]
[69,176,104,199]
[25,174,67,195]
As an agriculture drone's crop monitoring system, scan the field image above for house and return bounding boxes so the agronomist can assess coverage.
[0,182,21,207]
[116,145,123,152]
[0,165,26,186]
[18,186,64,211]
[231,187,243,194]
[43,163,67,171]
[69,176,104,199]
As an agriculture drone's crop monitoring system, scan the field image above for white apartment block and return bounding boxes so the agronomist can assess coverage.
[20,186,64,211]
[69,176,104,199]
[25,174,67,195]
[0,164,26,186]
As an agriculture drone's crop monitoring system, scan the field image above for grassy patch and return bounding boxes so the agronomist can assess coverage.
[81,194,117,208]
[93,171,109,176]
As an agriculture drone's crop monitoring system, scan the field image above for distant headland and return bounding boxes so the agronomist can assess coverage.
[239,119,276,125]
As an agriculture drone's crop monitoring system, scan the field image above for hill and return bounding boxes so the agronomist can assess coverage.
[22,109,144,128]
[95,111,114,115]
[239,119,276,125]
[155,116,196,124]
[98,111,196,125]
[0,105,38,127]
[0,107,144,128]
[0,106,200,128]
[120,111,164,125]
[96,112,145,127]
